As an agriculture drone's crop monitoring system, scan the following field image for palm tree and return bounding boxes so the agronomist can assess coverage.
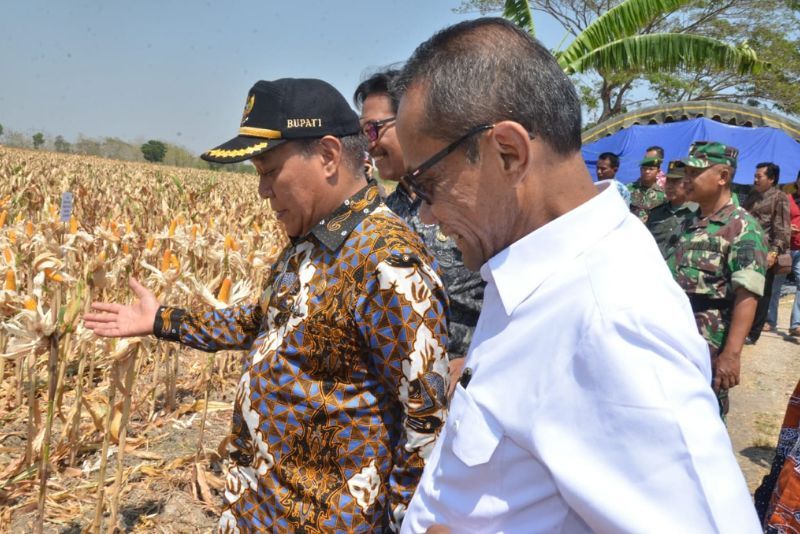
[504,0,767,122]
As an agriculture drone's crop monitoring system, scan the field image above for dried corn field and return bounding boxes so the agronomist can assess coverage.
[0,147,286,532]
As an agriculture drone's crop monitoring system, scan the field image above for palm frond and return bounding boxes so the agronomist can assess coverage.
[503,0,535,37]
[560,33,767,77]
[558,0,696,68]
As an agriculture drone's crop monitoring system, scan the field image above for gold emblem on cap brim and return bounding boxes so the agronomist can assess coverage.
[241,94,255,125]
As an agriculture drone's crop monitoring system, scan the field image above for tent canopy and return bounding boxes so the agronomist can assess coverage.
[582,117,800,185]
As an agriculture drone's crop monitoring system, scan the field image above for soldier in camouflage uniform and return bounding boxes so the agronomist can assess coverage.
[667,142,767,416]
[646,160,698,259]
[628,155,667,223]
[353,70,485,393]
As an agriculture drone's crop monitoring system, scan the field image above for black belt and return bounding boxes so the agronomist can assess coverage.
[687,294,731,313]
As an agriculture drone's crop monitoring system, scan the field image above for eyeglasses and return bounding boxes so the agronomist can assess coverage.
[402,124,494,204]
[361,117,396,142]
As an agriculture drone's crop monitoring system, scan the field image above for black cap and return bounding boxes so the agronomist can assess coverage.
[201,78,361,163]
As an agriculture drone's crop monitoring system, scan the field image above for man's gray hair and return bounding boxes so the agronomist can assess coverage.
[296,135,368,177]
[392,17,582,158]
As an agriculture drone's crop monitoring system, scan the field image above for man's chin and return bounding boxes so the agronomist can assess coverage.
[276,219,298,238]
[459,249,483,272]
[375,163,401,183]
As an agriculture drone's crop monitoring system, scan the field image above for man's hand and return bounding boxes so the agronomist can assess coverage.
[712,350,741,392]
[767,252,777,269]
[447,357,466,399]
[83,277,160,338]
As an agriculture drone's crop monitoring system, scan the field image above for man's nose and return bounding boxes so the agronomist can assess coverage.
[259,178,274,199]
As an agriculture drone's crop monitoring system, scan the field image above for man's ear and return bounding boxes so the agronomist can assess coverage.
[490,121,532,185]
[717,165,733,187]
[318,136,343,177]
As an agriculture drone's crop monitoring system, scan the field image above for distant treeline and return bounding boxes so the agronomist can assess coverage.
[0,127,256,174]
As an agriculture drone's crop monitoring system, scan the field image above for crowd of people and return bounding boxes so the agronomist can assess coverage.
[82,16,800,534]
[596,147,799,343]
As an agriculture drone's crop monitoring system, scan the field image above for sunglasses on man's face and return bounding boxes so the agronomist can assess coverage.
[361,117,396,143]
[402,124,495,205]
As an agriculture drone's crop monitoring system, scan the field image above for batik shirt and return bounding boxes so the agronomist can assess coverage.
[743,186,791,254]
[627,180,666,223]
[667,200,767,351]
[153,183,450,533]
[645,201,697,259]
[385,182,484,357]
[755,379,800,532]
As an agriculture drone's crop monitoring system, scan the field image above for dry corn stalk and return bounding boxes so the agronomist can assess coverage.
[0,146,285,530]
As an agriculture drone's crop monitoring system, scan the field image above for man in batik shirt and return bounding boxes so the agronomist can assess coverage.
[667,142,767,417]
[628,155,667,223]
[742,162,791,342]
[754,379,800,532]
[85,78,450,532]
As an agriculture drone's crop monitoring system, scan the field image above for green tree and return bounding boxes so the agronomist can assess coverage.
[54,135,71,153]
[75,135,102,156]
[103,137,142,161]
[32,132,45,149]
[645,13,800,117]
[460,0,774,123]
[140,139,167,163]
[0,123,4,137]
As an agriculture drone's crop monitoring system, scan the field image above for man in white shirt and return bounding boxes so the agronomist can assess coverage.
[392,17,760,533]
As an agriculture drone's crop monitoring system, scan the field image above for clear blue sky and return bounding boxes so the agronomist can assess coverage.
[1,1,567,154]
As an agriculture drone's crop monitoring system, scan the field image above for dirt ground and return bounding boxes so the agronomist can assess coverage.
[729,294,800,493]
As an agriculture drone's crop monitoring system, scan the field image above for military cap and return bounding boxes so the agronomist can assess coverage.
[639,156,662,167]
[665,160,686,179]
[202,78,361,163]
[680,141,738,169]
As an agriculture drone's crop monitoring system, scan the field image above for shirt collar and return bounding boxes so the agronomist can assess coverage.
[481,181,628,316]
[297,181,382,251]
[749,186,779,201]
[706,199,737,223]
[632,179,662,191]
[671,201,698,213]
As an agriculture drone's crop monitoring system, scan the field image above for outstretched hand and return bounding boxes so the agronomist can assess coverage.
[83,277,161,338]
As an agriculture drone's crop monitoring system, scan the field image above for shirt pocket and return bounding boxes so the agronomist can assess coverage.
[679,238,726,274]
[679,250,724,274]
[448,385,503,466]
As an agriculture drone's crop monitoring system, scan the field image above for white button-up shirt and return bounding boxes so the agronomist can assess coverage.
[402,182,759,533]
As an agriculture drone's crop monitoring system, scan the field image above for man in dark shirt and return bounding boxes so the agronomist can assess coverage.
[743,162,791,343]
[354,70,485,392]
[647,160,698,259]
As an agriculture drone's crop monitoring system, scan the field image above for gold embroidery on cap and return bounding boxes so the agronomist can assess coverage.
[286,118,323,128]
[205,141,270,159]
[241,94,255,125]
[239,126,282,139]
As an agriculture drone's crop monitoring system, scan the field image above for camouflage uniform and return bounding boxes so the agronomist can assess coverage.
[385,183,485,357]
[646,201,698,259]
[668,200,767,417]
[667,142,768,417]
[628,181,667,224]
[668,200,768,351]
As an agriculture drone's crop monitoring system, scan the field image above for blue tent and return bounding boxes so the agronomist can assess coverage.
[582,117,800,185]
